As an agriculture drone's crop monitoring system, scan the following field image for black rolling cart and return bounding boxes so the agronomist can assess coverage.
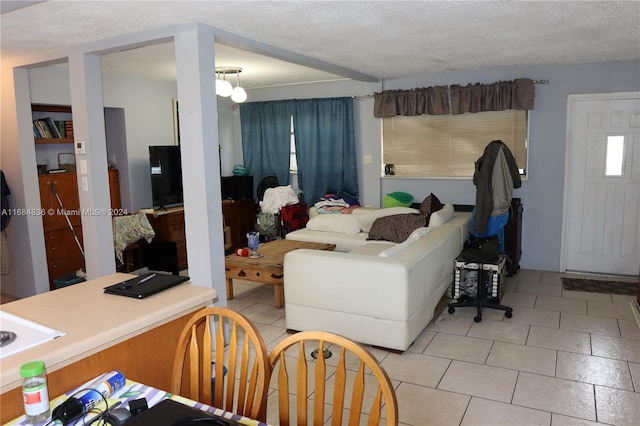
[448,253,513,322]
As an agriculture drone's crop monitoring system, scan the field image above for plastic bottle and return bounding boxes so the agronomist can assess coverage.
[20,360,50,424]
[51,370,125,425]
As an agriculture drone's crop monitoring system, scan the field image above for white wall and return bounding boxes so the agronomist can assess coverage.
[101,73,178,212]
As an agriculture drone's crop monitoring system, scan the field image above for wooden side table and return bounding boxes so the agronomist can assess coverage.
[224,239,335,308]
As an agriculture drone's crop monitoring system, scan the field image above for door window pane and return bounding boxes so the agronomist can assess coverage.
[605,135,624,176]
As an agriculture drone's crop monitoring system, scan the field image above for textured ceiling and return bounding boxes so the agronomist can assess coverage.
[1,1,639,89]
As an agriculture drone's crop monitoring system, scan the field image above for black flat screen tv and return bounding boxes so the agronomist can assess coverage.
[149,145,183,210]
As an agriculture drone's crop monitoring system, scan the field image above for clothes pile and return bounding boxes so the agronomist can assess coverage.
[314,193,360,214]
[259,185,299,214]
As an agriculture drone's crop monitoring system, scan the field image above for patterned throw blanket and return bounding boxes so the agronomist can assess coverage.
[112,213,155,263]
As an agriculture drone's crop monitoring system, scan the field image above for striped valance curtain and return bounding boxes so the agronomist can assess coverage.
[374,78,534,118]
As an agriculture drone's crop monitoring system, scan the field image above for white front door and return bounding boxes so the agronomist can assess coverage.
[562,93,640,276]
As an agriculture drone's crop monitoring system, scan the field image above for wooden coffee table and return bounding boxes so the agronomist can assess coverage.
[224,239,335,308]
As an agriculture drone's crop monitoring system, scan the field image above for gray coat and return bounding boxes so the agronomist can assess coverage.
[473,140,521,235]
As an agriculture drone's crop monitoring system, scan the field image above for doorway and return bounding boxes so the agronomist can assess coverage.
[561,92,640,276]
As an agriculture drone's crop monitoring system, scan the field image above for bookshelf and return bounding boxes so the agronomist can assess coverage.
[32,103,74,144]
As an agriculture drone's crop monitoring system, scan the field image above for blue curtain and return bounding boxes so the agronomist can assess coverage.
[239,101,292,193]
[240,97,359,205]
[292,97,359,204]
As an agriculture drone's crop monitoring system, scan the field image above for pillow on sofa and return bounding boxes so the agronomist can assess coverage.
[383,191,413,207]
[305,214,361,234]
[419,193,443,216]
[367,212,427,243]
[358,207,419,232]
[429,203,455,227]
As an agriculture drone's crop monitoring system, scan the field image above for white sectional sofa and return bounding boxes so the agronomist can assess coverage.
[283,205,471,351]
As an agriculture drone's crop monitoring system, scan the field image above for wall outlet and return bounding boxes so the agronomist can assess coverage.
[364,155,372,164]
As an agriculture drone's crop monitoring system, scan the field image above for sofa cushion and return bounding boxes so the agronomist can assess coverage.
[429,203,454,227]
[357,207,419,232]
[367,212,427,243]
[375,239,408,257]
[408,226,431,241]
[305,214,361,234]
[350,243,394,256]
[286,228,375,252]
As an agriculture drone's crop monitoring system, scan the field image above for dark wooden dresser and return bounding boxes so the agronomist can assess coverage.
[222,198,257,253]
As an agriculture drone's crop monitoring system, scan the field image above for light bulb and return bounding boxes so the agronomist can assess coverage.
[231,86,247,103]
[216,79,233,97]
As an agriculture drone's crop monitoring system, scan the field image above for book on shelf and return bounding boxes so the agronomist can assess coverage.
[33,122,43,138]
[64,120,74,138]
[37,119,55,138]
[34,120,49,138]
[44,117,62,138]
[54,120,66,138]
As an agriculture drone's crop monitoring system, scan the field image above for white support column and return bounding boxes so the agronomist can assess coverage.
[2,64,50,296]
[68,52,116,279]
[174,25,225,300]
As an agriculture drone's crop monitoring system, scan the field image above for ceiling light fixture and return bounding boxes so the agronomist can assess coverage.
[215,71,233,97]
[215,67,247,103]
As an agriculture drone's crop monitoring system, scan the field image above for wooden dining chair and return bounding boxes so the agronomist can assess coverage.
[170,307,270,421]
[268,331,399,426]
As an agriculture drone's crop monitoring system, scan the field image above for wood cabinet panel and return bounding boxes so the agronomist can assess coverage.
[38,172,81,229]
[108,169,121,210]
[45,228,82,261]
[222,199,256,252]
[38,171,120,289]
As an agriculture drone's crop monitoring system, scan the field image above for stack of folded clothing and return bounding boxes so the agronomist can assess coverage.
[314,193,360,214]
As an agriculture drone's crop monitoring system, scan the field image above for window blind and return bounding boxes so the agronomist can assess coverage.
[382,109,528,178]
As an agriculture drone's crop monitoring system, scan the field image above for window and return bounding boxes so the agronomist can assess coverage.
[290,115,298,173]
[605,135,624,176]
[382,109,528,178]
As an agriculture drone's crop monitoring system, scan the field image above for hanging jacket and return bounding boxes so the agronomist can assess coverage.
[473,140,521,235]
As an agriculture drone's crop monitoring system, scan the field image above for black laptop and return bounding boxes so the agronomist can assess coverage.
[103,273,190,299]
[124,399,246,426]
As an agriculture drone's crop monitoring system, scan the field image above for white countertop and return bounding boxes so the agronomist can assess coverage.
[0,273,217,394]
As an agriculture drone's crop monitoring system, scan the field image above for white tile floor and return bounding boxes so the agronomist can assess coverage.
[227,270,640,426]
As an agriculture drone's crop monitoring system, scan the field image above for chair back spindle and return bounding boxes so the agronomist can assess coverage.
[171,307,269,421]
[268,331,398,426]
